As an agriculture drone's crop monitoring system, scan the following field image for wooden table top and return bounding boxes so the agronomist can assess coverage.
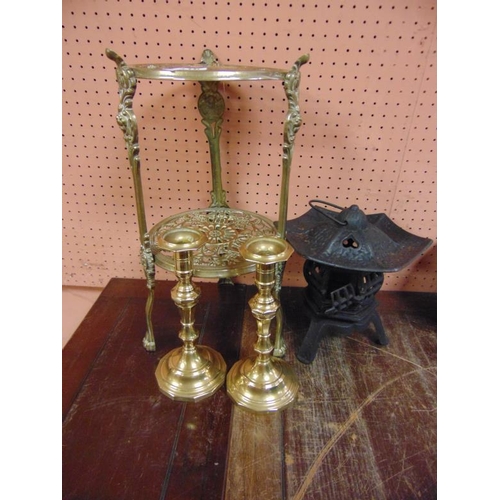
[63,278,437,500]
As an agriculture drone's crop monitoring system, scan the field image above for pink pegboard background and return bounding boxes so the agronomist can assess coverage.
[62,0,436,292]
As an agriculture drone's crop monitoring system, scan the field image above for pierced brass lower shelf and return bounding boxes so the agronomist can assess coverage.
[149,208,278,278]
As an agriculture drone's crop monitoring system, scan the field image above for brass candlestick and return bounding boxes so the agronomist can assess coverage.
[226,236,298,412]
[155,228,226,402]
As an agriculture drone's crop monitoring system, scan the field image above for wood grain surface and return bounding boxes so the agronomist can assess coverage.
[62,279,437,499]
[280,287,437,500]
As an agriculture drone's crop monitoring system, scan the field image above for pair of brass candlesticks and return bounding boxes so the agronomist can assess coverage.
[154,227,297,412]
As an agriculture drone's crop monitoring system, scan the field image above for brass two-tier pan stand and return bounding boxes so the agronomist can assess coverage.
[107,48,308,409]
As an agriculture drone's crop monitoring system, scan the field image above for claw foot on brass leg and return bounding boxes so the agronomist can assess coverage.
[142,335,156,352]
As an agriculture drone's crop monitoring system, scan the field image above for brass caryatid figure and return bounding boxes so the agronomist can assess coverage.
[198,50,228,208]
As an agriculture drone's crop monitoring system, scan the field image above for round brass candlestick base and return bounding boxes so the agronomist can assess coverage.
[156,345,226,402]
[226,356,298,412]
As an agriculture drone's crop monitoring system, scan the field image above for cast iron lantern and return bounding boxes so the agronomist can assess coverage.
[286,200,433,363]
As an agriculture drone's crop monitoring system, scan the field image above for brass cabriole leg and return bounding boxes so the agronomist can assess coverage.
[226,236,298,412]
[274,54,309,358]
[155,228,226,402]
[273,261,286,357]
[141,235,156,351]
[106,49,154,351]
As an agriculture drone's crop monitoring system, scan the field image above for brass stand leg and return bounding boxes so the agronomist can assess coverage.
[274,55,309,357]
[141,235,156,351]
[143,287,156,351]
[107,50,155,351]
[198,49,228,209]
[273,307,285,357]
[273,261,286,357]
[226,236,298,412]
[155,228,226,402]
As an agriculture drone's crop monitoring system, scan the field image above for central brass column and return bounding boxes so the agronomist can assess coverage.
[155,228,226,402]
[226,236,298,412]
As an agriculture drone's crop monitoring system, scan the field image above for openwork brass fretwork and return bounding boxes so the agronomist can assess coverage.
[154,228,226,401]
[149,208,277,278]
[226,236,298,412]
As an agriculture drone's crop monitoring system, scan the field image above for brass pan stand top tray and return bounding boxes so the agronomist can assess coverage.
[129,62,289,82]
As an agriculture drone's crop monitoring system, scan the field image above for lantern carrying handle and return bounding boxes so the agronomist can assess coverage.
[308,199,348,226]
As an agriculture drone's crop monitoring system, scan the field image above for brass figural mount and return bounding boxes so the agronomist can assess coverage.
[107,48,308,410]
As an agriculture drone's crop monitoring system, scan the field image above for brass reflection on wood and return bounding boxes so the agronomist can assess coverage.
[155,228,226,402]
[226,236,298,412]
